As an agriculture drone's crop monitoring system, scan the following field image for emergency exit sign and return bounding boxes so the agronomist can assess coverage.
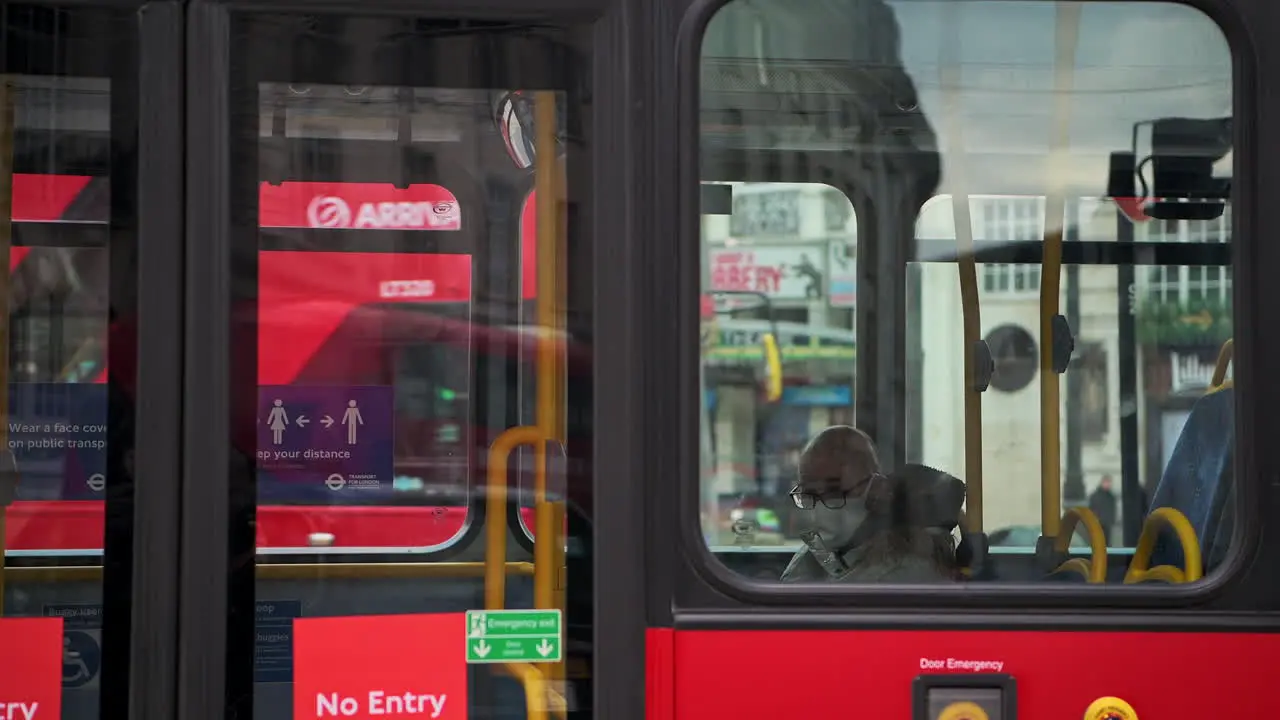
[465,609,562,664]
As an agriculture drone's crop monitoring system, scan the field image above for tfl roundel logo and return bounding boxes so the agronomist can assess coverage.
[306,195,352,228]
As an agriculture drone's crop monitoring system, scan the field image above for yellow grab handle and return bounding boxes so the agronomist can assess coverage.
[506,661,567,720]
[1052,506,1108,583]
[1211,338,1233,389]
[1125,507,1203,584]
[485,426,545,609]
[484,427,568,720]
[761,332,782,402]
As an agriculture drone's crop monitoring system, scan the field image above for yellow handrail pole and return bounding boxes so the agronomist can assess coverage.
[485,426,543,610]
[1040,225,1064,537]
[510,662,551,720]
[0,76,16,614]
[956,231,983,534]
[533,91,566,615]
[938,12,984,533]
[532,91,568,703]
[1039,3,1081,538]
[486,426,565,720]
[1211,338,1233,389]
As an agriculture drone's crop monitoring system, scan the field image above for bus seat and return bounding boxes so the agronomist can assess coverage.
[1146,385,1235,574]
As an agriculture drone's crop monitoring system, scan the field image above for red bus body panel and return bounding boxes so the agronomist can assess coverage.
[651,627,1272,717]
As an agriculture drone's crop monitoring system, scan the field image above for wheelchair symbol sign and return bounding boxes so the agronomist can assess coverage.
[62,630,101,688]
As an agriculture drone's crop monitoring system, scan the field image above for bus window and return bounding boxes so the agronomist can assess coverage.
[698,182,858,548]
[5,71,119,524]
[2,6,142,716]
[231,16,592,717]
[698,0,1238,586]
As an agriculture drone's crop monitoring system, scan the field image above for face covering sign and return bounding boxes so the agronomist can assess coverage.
[0,618,62,720]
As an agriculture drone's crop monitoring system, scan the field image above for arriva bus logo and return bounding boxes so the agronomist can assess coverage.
[306,194,458,230]
[306,195,352,227]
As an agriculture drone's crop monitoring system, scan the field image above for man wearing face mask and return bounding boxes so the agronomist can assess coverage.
[780,426,963,583]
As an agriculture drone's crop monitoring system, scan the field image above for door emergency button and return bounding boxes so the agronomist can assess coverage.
[928,689,1001,719]
[913,673,1017,720]
[938,700,989,720]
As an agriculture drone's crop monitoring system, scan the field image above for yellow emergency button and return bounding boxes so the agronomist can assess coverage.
[939,700,990,720]
[1083,696,1138,720]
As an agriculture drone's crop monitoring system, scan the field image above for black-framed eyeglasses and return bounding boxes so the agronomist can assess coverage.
[789,473,882,510]
[789,485,846,509]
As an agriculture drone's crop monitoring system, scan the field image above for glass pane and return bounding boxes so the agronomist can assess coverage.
[700,182,857,546]
[234,15,591,719]
[699,0,1236,586]
[1,5,138,716]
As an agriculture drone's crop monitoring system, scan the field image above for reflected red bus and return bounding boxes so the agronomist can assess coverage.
[4,174,571,552]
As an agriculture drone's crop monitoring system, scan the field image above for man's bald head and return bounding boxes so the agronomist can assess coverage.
[797,425,881,497]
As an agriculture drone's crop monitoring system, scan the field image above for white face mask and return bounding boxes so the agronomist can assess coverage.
[799,495,869,551]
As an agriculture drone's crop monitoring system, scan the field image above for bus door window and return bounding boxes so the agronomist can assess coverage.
[1,8,144,718]
[229,15,592,719]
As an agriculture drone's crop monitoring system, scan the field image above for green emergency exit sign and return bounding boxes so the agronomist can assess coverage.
[465,609,562,664]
